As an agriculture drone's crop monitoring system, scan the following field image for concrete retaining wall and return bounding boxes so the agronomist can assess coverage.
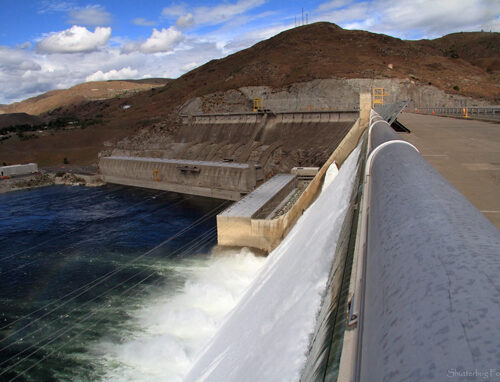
[337,110,500,381]
[100,156,256,200]
[181,79,493,116]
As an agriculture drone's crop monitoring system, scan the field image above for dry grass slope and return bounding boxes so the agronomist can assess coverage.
[1,23,498,167]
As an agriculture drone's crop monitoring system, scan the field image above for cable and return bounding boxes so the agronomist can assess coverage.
[2,195,191,275]
[0,201,226,338]
[0,189,172,264]
[2,227,219,379]
[0,205,220,345]
[0,228,215,375]
[0,184,128,223]
[5,271,159,381]
[0,227,217,367]
[0,188,169,262]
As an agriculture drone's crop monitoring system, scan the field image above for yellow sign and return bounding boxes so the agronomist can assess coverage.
[253,98,263,112]
[372,88,387,107]
[152,169,161,182]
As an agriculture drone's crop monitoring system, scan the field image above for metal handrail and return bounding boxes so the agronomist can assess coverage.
[352,109,500,382]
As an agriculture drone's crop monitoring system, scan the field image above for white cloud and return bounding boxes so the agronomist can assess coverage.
[36,26,111,54]
[125,27,184,54]
[16,42,32,49]
[0,36,225,104]
[177,13,194,28]
[86,66,139,82]
[315,0,500,39]
[67,6,111,26]
[317,0,354,12]
[181,62,199,72]
[2,0,498,106]
[196,0,266,25]
[161,4,187,18]
[163,0,266,28]
[133,17,157,27]
[38,0,76,14]
[0,46,40,72]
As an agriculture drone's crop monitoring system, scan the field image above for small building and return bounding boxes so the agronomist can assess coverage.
[0,163,38,177]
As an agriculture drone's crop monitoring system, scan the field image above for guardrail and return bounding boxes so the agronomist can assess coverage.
[339,109,500,381]
[407,106,500,120]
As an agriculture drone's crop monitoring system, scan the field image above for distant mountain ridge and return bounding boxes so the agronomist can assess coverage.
[0,79,170,116]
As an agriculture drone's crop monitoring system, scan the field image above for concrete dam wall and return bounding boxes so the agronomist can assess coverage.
[104,110,358,200]
[184,105,500,382]
[99,156,259,200]
[112,111,358,177]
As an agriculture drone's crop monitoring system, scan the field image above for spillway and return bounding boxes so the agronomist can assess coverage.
[99,110,358,202]
[184,104,500,382]
[185,137,363,382]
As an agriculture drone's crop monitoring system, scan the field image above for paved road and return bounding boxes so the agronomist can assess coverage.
[398,113,500,230]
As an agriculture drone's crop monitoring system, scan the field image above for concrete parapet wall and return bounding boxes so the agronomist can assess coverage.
[183,110,358,125]
[100,157,256,200]
[188,114,262,125]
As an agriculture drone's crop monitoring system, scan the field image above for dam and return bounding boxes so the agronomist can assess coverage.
[96,93,500,381]
[183,104,500,381]
[100,110,359,202]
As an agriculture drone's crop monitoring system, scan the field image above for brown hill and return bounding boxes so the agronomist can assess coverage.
[67,22,499,128]
[0,113,43,129]
[1,22,499,167]
[0,79,170,116]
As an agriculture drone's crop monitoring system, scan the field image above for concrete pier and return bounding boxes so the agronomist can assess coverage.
[217,174,297,248]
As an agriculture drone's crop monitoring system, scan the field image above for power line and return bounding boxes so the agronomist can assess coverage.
[0,184,128,222]
[0,189,170,264]
[0,200,225,339]
[3,227,219,380]
[0,226,218,371]
[7,267,164,381]
[2,195,191,275]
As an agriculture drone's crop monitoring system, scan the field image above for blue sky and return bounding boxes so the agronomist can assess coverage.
[0,0,498,104]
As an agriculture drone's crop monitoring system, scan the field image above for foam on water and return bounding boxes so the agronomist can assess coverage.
[95,247,266,382]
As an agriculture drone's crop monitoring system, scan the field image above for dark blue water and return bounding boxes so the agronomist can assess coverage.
[0,185,226,381]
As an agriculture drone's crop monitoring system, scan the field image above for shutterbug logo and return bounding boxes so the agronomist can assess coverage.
[447,369,499,379]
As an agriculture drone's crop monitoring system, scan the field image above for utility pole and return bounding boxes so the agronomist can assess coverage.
[302,8,304,25]
[306,13,308,24]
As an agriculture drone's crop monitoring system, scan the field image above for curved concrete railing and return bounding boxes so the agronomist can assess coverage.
[339,110,500,381]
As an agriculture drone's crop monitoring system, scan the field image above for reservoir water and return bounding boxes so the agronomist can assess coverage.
[0,185,265,381]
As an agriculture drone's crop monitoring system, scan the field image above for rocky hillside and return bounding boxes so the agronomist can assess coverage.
[1,22,498,167]
[61,22,499,131]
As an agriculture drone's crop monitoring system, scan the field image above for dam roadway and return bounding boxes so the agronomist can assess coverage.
[398,113,500,229]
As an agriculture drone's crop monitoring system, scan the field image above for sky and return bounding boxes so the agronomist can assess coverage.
[0,0,498,104]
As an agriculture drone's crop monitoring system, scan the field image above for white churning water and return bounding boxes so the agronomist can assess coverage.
[94,248,266,382]
[185,143,361,382]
